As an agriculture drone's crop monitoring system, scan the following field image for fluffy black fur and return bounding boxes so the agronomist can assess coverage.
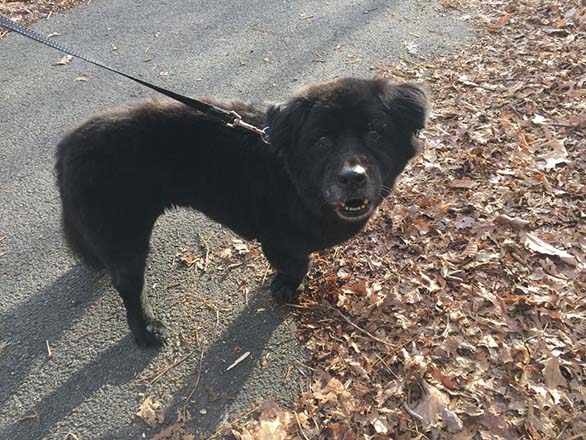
[56,77,428,347]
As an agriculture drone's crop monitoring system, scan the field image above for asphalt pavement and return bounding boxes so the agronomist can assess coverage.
[0,1,473,438]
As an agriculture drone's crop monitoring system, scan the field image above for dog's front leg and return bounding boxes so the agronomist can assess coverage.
[261,244,309,304]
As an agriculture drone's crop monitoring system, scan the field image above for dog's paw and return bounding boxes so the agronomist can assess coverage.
[271,274,302,304]
[132,318,168,348]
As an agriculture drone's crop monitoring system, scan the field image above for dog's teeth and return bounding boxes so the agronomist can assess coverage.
[340,199,370,215]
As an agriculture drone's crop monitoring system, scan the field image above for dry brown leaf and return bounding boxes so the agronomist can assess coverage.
[254,418,287,440]
[493,214,530,228]
[136,396,165,428]
[152,422,194,440]
[232,428,255,440]
[54,54,73,65]
[521,232,578,266]
[543,356,566,391]
[448,179,477,189]
[455,215,476,229]
[413,380,450,427]
[442,408,464,433]
[486,12,513,30]
[531,138,570,171]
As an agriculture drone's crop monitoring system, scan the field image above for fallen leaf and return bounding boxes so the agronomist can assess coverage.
[521,232,577,266]
[413,380,450,427]
[449,179,477,189]
[54,55,73,65]
[458,74,478,87]
[494,214,530,228]
[136,396,165,428]
[371,416,390,434]
[486,12,513,30]
[258,418,287,439]
[455,215,475,229]
[538,139,569,171]
[543,356,566,390]
[532,114,548,125]
[442,408,464,433]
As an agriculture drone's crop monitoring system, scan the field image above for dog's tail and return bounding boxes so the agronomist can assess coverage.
[55,139,105,271]
[60,211,105,270]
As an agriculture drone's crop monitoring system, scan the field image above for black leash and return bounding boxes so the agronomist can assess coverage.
[0,15,270,143]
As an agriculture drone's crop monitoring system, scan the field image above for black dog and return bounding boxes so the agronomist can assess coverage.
[56,78,428,347]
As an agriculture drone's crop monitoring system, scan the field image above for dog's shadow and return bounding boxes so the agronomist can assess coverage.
[0,266,103,407]
[162,289,298,437]
[1,264,300,439]
[0,265,157,439]
[99,286,301,439]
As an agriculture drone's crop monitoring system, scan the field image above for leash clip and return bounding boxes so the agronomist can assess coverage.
[228,111,271,144]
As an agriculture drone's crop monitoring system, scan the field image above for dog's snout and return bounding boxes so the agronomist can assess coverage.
[338,164,367,187]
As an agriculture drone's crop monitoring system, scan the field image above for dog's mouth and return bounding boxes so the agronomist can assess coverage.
[335,198,373,221]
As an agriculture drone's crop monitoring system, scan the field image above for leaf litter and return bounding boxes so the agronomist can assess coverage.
[49,0,582,437]
[226,0,586,438]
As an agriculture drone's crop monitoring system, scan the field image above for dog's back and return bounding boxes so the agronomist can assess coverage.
[55,100,284,269]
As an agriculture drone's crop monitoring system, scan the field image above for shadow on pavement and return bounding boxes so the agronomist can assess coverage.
[0,265,104,407]
[0,334,155,439]
[139,288,295,438]
[0,265,157,439]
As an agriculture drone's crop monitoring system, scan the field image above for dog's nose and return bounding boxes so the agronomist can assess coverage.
[338,165,367,187]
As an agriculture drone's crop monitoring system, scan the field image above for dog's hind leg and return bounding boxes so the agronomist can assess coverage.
[261,244,309,304]
[110,254,167,347]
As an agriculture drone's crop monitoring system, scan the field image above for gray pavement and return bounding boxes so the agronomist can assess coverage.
[0,1,473,438]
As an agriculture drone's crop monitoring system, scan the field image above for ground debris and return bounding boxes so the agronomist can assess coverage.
[0,0,87,32]
[136,396,165,428]
[231,0,586,438]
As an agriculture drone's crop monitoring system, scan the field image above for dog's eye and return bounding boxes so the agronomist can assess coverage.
[368,121,387,134]
[315,136,331,148]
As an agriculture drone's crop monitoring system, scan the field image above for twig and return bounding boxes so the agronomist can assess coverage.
[260,263,271,286]
[207,406,258,439]
[198,233,210,272]
[284,303,315,309]
[374,353,399,379]
[207,303,220,326]
[403,402,424,421]
[565,433,586,440]
[183,350,205,409]
[194,326,201,346]
[76,328,98,341]
[46,340,53,359]
[180,332,192,352]
[294,412,310,440]
[17,410,39,423]
[294,359,316,371]
[243,286,249,306]
[332,306,395,347]
[64,433,80,440]
[226,351,251,372]
[149,350,196,385]
[282,365,293,384]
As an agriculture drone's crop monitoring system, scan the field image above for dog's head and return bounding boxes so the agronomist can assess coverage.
[266,77,429,223]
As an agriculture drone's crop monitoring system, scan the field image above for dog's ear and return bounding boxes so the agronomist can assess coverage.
[265,97,311,148]
[382,82,429,135]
